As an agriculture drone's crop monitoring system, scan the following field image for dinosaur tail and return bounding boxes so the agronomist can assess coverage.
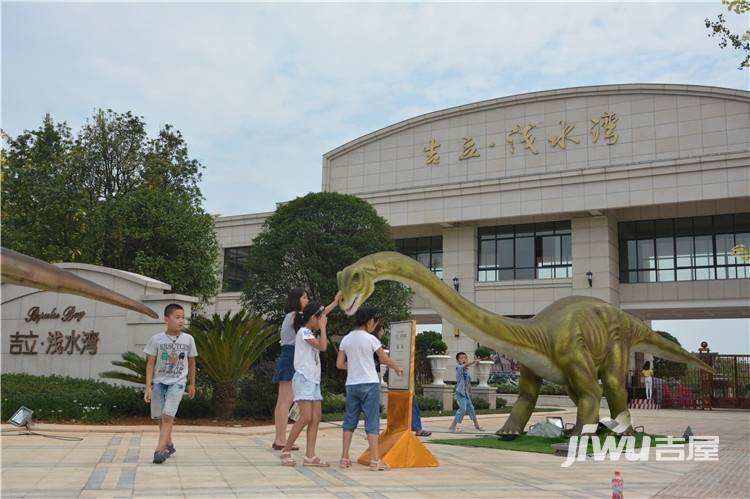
[633,323,715,374]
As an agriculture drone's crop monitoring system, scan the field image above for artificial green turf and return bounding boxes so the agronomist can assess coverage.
[320,406,562,422]
[430,433,661,455]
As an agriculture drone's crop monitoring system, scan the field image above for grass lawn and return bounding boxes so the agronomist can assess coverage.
[321,406,563,423]
[430,433,661,455]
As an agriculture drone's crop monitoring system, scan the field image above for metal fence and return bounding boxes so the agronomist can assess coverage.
[629,354,750,409]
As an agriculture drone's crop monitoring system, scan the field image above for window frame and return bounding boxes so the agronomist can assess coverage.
[477,221,572,282]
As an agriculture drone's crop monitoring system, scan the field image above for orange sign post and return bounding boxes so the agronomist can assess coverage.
[357,320,439,468]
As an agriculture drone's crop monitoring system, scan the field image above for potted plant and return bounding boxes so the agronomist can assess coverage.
[474,345,495,388]
[426,339,450,385]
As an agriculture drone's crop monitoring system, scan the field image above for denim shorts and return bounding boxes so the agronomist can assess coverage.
[272,345,295,382]
[151,382,185,419]
[292,372,322,401]
[343,383,381,434]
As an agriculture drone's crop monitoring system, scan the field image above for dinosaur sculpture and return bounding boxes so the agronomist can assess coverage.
[1,247,158,319]
[337,251,714,435]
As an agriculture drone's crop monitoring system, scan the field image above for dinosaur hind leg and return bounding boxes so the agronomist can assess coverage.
[496,365,542,436]
[561,346,602,436]
[601,343,633,435]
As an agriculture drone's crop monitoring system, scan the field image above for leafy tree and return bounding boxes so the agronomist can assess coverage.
[1,115,86,262]
[705,0,750,69]
[87,188,219,301]
[189,311,277,419]
[1,110,219,301]
[240,192,413,335]
[653,330,687,378]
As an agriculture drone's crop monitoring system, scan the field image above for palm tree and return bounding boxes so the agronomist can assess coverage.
[100,351,147,384]
[189,310,277,419]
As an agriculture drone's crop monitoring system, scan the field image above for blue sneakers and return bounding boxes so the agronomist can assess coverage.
[167,443,176,456]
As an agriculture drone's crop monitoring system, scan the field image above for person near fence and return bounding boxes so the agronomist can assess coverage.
[642,361,654,400]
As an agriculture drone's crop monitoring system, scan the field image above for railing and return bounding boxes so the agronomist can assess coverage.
[629,354,750,409]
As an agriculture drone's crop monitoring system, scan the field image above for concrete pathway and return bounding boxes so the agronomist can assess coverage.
[1,408,748,498]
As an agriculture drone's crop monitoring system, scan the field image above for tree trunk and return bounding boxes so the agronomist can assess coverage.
[212,381,237,420]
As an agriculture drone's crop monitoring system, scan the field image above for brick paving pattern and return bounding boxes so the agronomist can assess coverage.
[2,408,748,498]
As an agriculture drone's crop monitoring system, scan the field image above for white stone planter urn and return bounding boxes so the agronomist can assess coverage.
[476,360,493,388]
[427,354,451,385]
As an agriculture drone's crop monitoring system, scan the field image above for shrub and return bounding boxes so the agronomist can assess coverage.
[322,392,346,414]
[452,397,490,410]
[540,383,568,395]
[497,397,507,408]
[494,383,519,394]
[474,346,494,360]
[237,360,277,420]
[417,397,443,411]
[472,398,490,410]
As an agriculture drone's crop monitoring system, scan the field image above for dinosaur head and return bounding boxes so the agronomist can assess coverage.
[337,258,378,316]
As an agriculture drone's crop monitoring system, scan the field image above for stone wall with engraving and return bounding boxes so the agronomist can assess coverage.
[1,263,198,381]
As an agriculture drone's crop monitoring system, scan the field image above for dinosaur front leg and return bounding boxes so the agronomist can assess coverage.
[496,365,541,436]
[562,350,602,436]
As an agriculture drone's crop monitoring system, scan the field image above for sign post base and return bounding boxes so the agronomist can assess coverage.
[357,366,439,468]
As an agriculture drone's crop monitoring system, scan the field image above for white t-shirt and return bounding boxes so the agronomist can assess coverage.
[339,330,382,385]
[144,332,198,386]
[294,327,321,383]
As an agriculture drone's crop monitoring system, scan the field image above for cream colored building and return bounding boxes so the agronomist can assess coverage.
[212,84,750,376]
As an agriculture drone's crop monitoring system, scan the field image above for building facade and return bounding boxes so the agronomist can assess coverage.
[212,84,750,374]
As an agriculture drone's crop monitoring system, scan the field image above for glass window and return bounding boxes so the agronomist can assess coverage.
[498,239,514,268]
[477,221,572,281]
[395,236,443,277]
[637,240,655,269]
[515,238,534,268]
[619,213,749,283]
[222,246,251,292]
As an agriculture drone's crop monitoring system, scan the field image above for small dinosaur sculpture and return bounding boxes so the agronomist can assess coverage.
[337,251,714,435]
[1,247,158,318]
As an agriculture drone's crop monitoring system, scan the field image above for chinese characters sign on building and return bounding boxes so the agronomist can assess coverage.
[423,111,620,165]
[9,306,99,355]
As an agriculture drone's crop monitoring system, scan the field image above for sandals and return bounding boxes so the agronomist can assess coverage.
[272,443,299,451]
[280,452,296,466]
[339,458,352,469]
[303,455,330,467]
[474,426,485,431]
[369,459,390,471]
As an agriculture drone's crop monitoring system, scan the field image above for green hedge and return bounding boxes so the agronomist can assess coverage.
[2,374,213,422]
[494,383,568,395]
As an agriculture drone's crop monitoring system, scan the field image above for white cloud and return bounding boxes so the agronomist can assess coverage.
[2,2,748,215]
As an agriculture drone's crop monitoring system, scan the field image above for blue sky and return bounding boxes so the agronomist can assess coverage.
[3,2,749,351]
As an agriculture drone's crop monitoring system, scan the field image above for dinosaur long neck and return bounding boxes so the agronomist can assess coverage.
[369,253,549,356]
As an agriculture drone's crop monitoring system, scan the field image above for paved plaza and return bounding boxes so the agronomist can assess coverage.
[1,408,748,498]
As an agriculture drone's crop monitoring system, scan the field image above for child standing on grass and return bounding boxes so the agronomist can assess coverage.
[337,307,403,471]
[448,352,483,433]
[280,301,330,467]
[144,303,197,464]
